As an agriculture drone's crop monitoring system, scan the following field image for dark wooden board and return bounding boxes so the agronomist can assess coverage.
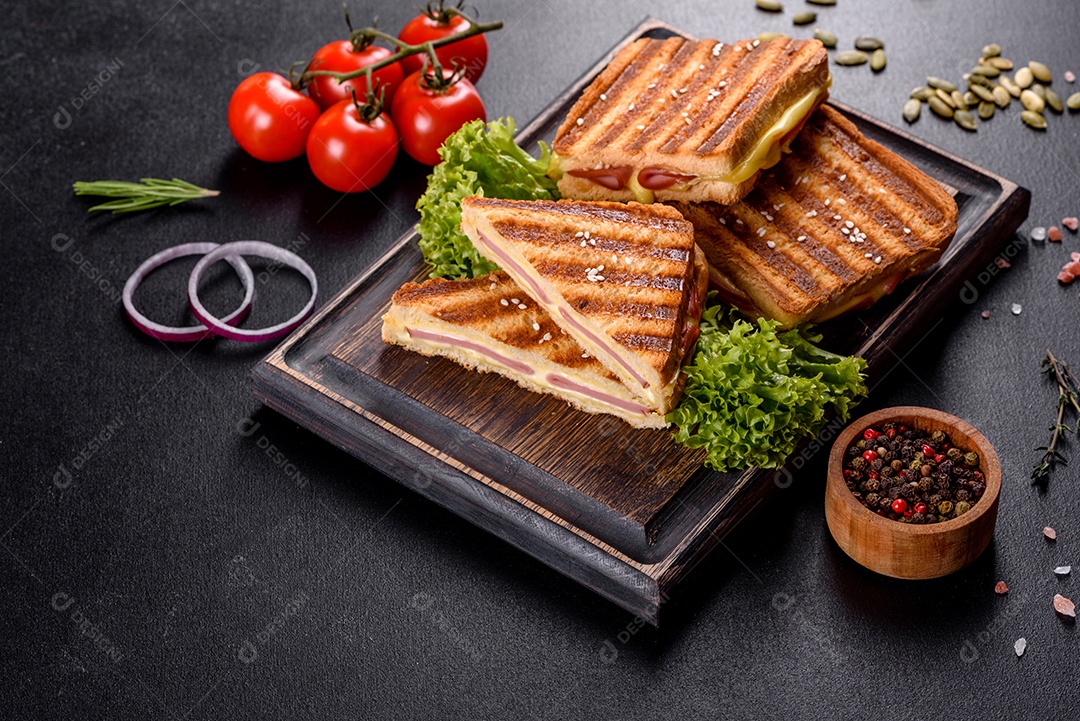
[252,18,1030,625]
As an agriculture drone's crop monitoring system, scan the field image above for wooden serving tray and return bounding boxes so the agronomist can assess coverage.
[252,18,1029,625]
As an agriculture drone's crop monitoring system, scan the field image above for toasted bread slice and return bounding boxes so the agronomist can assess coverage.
[669,105,958,327]
[460,196,706,411]
[382,272,672,428]
[551,36,831,205]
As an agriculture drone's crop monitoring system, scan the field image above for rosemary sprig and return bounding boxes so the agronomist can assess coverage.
[1032,349,1080,484]
[73,178,220,214]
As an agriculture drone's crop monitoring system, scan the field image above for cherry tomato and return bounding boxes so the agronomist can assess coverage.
[306,99,398,193]
[228,72,321,163]
[391,69,485,165]
[398,8,488,83]
[307,40,404,111]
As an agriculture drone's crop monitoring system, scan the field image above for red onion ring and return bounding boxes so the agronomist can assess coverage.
[188,240,317,343]
[123,242,255,342]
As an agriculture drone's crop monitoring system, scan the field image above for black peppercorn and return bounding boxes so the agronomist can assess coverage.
[851,457,867,471]
[847,445,861,458]
[955,489,970,502]
[946,447,964,462]
[865,493,881,507]
[871,458,884,471]
[971,482,985,499]
[917,478,934,493]
[911,512,926,524]
[879,497,893,510]
[891,459,903,471]
[864,479,880,492]
[928,493,942,507]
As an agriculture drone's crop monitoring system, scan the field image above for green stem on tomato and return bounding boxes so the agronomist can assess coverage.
[303,7,501,86]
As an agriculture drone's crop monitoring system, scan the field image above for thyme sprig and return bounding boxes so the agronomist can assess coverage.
[1032,349,1080,484]
[73,178,220,214]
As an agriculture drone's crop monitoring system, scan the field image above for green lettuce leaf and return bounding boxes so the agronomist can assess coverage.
[667,299,868,472]
[416,117,560,279]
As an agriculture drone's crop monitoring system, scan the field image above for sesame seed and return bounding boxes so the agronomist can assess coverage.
[824,199,831,206]
[636,124,645,130]
[865,252,873,258]
[647,83,657,89]
[628,103,635,111]
[806,210,817,218]
[752,39,760,47]
[518,304,527,310]
[583,231,590,239]
[745,43,753,52]
[600,93,607,101]
[764,213,774,221]
[500,299,509,306]
[845,220,854,229]
[757,227,767,237]
[671,89,678,98]
[774,204,782,210]
[582,352,590,358]
[543,333,552,342]
[489,282,496,290]
[796,235,806,242]
[576,118,584,126]
[842,228,850,235]
[719,218,726,225]
[837,199,847,205]
[581,240,587,247]
[874,256,882,264]
[597,265,604,271]
[685,117,691,125]
[611,254,617,263]
[833,214,842,221]
[575,231,583,237]
[682,111,689,117]
[699,64,706,70]
[903,227,911,234]
[735,218,744,225]
[589,238,596,246]
[766,240,776,249]
[679,87,688,93]
[511,298,519,304]
[712,42,724,56]
[532,322,541,331]
[718,81,727,88]
[839,173,847,181]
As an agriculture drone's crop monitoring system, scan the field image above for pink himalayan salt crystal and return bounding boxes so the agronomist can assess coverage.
[1053,593,1075,619]
[1045,525,1057,540]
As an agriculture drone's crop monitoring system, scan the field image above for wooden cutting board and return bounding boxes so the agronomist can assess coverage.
[252,18,1030,625]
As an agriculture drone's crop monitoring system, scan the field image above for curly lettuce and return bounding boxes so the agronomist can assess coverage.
[668,299,868,472]
[416,117,560,279]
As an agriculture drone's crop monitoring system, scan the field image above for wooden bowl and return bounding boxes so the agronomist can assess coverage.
[825,406,1001,580]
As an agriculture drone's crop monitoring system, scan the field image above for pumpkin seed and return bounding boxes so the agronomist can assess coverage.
[1031,83,1047,101]
[988,57,1013,71]
[757,31,788,41]
[1029,61,1052,83]
[792,11,817,24]
[992,85,1011,107]
[1021,89,1045,112]
[755,0,783,10]
[936,88,956,108]
[1021,110,1047,129]
[927,76,957,92]
[1000,75,1022,97]
[1015,66,1034,88]
[970,84,995,103]
[835,50,868,66]
[1067,92,1080,111]
[854,36,884,51]
[1046,88,1064,113]
[981,43,1001,59]
[954,110,977,131]
[903,98,921,123]
[978,101,995,120]
[971,64,1000,78]
[813,28,838,48]
[951,90,969,111]
[967,73,993,88]
[870,49,886,72]
[910,86,934,100]
[963,91,978,106]
[928,96,955,118]
[806,0,837,5]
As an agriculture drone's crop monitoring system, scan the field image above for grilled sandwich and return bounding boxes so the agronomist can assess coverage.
[548,36,831,206]
[382,272,673,428]
[668,106,959,327]
[460,196,708,414]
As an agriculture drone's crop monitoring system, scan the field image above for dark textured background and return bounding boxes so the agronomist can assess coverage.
[2,1,1078,718]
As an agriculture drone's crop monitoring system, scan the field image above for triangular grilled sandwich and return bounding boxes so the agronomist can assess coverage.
[460,197,708,413]
[549,36,831,205]
[382,272,674,428]
[669,105,958,327]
